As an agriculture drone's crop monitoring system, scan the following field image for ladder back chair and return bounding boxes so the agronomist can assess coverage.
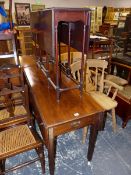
[82,59,123,143]
[91,39,114,74]
[0,84,29,130]
[0,64,32,130]
[0,64,24,89]
[70,60,82,82]
[0,85,45,174]
[92,39,128,87]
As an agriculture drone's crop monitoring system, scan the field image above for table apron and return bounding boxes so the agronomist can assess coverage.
[52,113,102,136]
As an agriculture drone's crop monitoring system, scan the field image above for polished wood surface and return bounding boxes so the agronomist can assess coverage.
[19,55,36,68]
[22,56,105,175]
[24,65,103,128]
[31,8,91,101]
[31,8,91,57]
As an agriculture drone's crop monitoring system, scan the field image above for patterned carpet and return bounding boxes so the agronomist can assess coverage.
[6,117,131,175]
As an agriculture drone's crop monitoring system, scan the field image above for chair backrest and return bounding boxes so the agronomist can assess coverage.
[0,65,29,130]
[60,52,71,64]
[0,64,24,90]
[85,59,108,93]
[70,60,81,82]
[60,52,86,64]
[92,39,114,73]
[0,84,30,130]
[60,52,86,82]
[71,52,83,62]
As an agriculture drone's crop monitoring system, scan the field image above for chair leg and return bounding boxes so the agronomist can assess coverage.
[82,126,88,144]
[30,115,36,131]
[31,112,37,131]
[0,159,6,174]
[35,146,45,175]
[112,108,117,132]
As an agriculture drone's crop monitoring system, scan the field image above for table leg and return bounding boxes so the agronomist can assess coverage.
[87,124,98,161]
[48,128,56,175]
[98,112,106,131]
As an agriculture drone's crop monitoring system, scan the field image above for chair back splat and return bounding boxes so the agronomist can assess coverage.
[85,59,108,92]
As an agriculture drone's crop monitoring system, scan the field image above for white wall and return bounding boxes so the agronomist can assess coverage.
[3,0,131,10]
[44,0,131,8]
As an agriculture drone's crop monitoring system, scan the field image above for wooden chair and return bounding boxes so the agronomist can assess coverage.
[0,85,45,174]
[62,52,86,80]
[0,83,29,130]
[0,64,24,111]
[0,64,24,90]
[70,60,81,82]
[60,51,85,64]
[92,38,127,90]
[82,59,123,143]
[60,52,86,79]
[91,39,114,74]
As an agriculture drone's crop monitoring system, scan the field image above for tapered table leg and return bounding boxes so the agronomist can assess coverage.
[87,124,98,161]
[48,128,56,175]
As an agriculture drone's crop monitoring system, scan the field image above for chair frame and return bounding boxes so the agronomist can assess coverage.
[82,59,123,143]
[0,85,45,174]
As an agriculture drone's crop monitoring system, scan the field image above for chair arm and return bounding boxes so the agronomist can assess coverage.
[103,79,124,91]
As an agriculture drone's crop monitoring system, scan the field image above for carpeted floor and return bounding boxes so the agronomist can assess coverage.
[7,116,131,175]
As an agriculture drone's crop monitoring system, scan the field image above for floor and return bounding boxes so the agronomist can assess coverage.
[7,116,131,175]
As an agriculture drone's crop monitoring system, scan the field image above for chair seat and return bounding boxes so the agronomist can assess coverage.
[12,92,22,99]
[90,91,118,110]
[106,74,128,86]
[0,125,38,159]
[0,105,27,121]
[118,85,131,101]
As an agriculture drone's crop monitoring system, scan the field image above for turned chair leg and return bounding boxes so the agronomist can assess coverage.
[82,126,88,144]
[112,108,117,132]
[35,146,45,175]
